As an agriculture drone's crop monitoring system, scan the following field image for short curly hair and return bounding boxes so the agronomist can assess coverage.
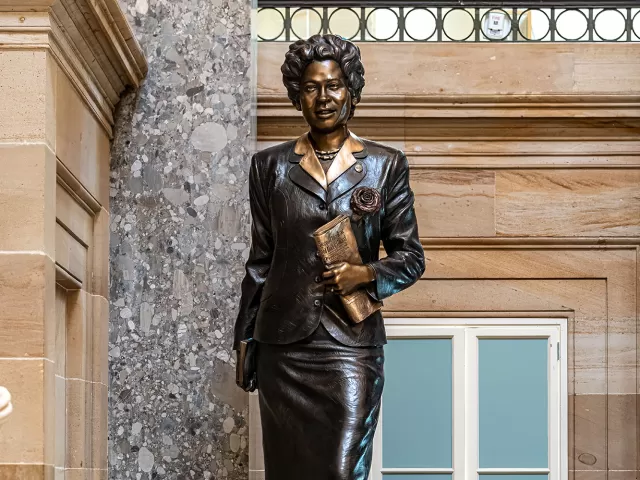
[281,34,365,120]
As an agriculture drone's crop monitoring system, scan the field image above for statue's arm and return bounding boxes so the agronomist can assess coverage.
[233,154,273,350]
[366,151,425,301]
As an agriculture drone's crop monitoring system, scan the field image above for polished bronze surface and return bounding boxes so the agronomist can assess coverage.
[257,323,384,480]
[233,134,424,348]
[313,215,383,323]
[294,130,364,189]
[234,34,425,480]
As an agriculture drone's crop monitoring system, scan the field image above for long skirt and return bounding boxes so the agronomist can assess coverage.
[257,323,385,480]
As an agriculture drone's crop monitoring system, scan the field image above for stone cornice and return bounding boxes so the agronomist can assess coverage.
[0,0,147,135]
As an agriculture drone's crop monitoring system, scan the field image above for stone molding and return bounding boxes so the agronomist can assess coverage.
[0,0,147,135]
[258,94,640,120]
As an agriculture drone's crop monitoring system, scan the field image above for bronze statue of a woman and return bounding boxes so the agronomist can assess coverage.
[234,34,425,480]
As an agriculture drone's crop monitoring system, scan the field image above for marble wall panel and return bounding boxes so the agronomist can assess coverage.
[109,0,252,478]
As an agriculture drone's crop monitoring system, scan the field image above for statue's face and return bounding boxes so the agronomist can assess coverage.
[299,60,352,133]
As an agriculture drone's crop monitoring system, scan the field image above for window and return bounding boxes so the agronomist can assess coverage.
[370,318,568,480]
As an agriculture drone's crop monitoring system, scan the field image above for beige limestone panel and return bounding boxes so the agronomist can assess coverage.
[91,382,107,469]
[495,170,640,237]
[0,50,48,142]
[54,374,66,469]
[55,285,67,376]
[574,394,607,471]
[608,333,637,394]
[607,472,640,480]
[411,170,495,237]
[44,359,55,467]
[403,140,640,157]
[91,469,108,480]
[91,208,109,298]
[64,469,90,480]
[0,359,45,463]
[55,223,87,285]
[249,471,265,480]
[259,43,640,97]
[249,392,264,472]
[0,253,55,358]
[385,278,601,314]
[65,378,89,469]
[568,395,574,471]
[574,472,606,480]
[402,117,640,140]
[422,248,635,281]
[573,333,606,395]
[45,50,57,152]
[91,295,108,386]
[575,54,640,94]
[607,394,637,470]
[66,290,91,381]
[56,183,93,247]
[0,465,53,480]
[55,64,111,207]
[406,154,640,169]
[0,144,56,254]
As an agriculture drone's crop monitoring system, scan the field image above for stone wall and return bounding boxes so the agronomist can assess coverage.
[108,0,253,478]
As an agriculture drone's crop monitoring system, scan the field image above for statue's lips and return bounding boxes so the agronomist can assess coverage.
[315,109,335,118]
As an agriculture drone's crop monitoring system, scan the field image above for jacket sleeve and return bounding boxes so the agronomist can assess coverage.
[366,151,425,301]
[233,154,273,350]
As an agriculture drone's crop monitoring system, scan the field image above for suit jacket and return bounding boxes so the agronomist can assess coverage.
[233,132,425,349]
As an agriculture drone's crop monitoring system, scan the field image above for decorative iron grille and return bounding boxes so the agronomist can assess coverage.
[256,5,640,42]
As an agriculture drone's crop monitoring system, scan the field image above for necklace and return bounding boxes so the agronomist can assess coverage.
[311,137,346,162]
[314,148,340,161]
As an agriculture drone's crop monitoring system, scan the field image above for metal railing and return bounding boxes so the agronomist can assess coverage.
[256,4,640,42]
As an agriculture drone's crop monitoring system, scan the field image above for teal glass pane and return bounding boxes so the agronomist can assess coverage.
[479,338,548,468]
[480,476,548,480]
[383,475,452,480]
[383,339,452,468]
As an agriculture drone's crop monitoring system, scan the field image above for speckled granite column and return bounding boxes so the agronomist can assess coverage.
[108,0,253,478]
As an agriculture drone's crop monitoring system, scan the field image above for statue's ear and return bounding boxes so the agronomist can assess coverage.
[294,102,302,111]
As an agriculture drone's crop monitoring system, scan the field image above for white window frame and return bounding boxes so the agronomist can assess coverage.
[370,318,568,480]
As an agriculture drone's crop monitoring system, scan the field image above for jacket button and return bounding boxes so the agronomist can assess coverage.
[354,163,363,173]
[315,276,322,283]
[314,299,321,307]
[318,203,326,210]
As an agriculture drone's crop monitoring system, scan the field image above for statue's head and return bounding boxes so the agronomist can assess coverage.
[281,34,365,132]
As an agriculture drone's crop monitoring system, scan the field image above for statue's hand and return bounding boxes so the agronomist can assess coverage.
[322,262,374,296]
[234,350,257,393]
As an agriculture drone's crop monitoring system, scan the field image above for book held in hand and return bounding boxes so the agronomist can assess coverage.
[313,215,383,323]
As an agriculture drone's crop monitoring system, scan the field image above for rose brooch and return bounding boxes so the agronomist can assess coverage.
[350,187,382,222]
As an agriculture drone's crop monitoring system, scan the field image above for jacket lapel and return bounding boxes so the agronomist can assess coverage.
[288,163,327,203]
[327,158,366,204]
[327,133,367,204]
[288,132,368,205]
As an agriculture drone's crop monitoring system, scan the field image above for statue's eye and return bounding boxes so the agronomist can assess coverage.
[304,85,317,92]
[328,83,340,90]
